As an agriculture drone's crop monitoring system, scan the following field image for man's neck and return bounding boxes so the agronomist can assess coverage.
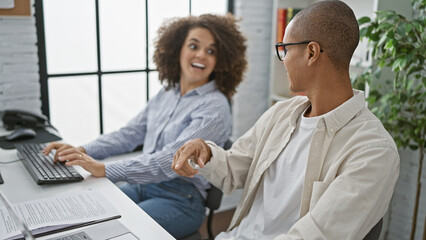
[304,77,354,118]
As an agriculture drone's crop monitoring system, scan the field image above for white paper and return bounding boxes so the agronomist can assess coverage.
[0,190,121,240]
[0,0,14,9]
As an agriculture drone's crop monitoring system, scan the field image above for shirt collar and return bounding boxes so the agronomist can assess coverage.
[175,80,218,97]
[322,89,366,135]
[290,89,366,135]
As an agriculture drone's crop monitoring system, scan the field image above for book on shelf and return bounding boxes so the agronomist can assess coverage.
[276,8,287,42]
[276,7,303,43]
[0,190,121,240]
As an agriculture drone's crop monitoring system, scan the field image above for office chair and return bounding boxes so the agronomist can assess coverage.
[363,218,383,240]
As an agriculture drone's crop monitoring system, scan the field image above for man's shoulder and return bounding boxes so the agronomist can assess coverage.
[339,108,398,152]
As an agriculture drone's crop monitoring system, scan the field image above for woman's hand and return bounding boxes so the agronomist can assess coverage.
[43,142,86,162]
[43,142,105,177]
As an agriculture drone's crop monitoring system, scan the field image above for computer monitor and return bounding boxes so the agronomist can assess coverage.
[0,191,35,240]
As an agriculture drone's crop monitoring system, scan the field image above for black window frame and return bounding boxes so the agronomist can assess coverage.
[35,0,234,134]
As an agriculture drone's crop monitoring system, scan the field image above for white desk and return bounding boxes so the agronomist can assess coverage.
[0,148,174,240]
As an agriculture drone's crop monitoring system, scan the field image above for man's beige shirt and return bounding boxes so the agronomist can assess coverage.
[200,90,399,240]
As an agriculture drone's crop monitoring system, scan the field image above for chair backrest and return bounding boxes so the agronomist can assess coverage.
[363,218,383,240]
[205,184,223,211]
[205,184,223,239]
[223,139,233,151]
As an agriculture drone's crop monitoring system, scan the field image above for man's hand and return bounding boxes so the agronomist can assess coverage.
[172,138,212,178]
[43,142,105,177]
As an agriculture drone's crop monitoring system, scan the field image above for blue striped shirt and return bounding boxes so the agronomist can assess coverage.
[82,80,232,198]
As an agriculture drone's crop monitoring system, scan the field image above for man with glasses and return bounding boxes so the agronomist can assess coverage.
[172,1,399,239]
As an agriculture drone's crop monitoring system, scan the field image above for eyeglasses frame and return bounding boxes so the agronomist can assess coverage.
[275,41,323,61]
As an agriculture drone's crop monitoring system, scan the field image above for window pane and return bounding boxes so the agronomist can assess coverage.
[149,71,163,99]
[102,73,147,134]
[48,76,100,145]
[44,0,97,74]
[99,0,146,71]
[191,0,227,15]
[148,0,189,69]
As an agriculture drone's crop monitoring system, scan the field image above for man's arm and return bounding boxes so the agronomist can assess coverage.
[174,105,278,195]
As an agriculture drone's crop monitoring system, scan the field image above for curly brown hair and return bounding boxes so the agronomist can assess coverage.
[153,13,247,99]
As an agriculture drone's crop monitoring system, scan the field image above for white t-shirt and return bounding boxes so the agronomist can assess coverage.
[216,109,323,240]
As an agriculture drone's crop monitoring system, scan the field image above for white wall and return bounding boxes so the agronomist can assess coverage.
[231,0,273,140]
[0,2,41,114]
[218,0,274,211]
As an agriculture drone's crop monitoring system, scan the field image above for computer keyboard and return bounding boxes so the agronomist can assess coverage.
[15,143,83,185]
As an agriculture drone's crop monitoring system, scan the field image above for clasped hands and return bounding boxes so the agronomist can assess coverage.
[172,138,212,178]
[42,142,106,177]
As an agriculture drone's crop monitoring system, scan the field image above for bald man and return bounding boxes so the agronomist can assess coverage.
[172,1,399,239]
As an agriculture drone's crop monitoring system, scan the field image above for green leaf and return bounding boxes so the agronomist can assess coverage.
[405,53,414,64]
[384,39,394,50]
[376,10,390,21]
[407,78,415,90]
[409,144,418,150]
[405,23,413,34]
[392,58,402,72]
[412,21,422,32]
[397,23,406,36]
[399,58,407,70]
[378,22,393,31]
[378,34,388,47]
[360,27,369,39]
[378,60,386,68]
[358,16,371,25]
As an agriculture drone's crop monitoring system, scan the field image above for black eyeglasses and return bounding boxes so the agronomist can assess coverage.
[275,41,323,61]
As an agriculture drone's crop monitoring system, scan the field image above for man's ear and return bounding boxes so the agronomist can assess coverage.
[307,42,321,65]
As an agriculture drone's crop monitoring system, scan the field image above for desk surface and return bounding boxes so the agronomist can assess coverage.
[0,149,174,240]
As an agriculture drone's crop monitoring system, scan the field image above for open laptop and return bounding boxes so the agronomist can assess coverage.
[0,191,139,240]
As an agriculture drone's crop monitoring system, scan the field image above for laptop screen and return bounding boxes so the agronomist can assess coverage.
[0,191,35,240]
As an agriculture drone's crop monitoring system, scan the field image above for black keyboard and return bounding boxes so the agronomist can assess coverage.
[15,143,83,185]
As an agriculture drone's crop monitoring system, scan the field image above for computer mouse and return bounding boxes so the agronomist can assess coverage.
[5,128,36,141]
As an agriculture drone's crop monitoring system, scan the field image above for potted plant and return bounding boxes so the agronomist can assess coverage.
[353,0,425,239]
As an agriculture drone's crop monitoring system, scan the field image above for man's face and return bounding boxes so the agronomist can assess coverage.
[282,22,309,94]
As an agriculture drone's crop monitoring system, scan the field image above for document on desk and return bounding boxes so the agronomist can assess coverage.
[0,190,121,240]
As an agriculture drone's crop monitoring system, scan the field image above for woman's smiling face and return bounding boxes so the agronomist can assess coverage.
[179,27,217,89]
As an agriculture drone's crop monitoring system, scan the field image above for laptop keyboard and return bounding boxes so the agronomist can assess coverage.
[15,143,83,185]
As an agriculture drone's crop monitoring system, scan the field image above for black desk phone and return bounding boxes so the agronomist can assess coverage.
[1,109,50,130]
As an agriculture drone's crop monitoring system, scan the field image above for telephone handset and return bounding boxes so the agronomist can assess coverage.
[0,109,50,130]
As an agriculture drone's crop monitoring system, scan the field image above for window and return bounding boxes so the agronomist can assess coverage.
[35,0,230,145]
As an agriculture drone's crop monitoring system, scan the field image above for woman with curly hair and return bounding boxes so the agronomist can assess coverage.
[43,13,247,238]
